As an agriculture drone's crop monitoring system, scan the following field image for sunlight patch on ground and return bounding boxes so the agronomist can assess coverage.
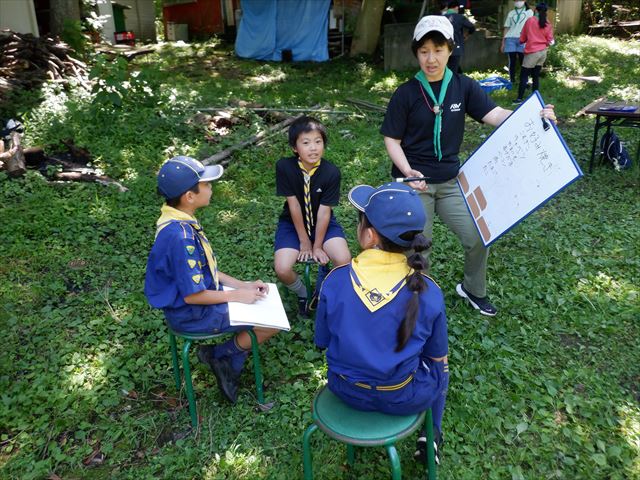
[576,272,638,303]
[555,75,588,90]
[356,62,374,81]
[217,209,240,224]
[244,69,287,87]
[370,73,402,93]
[202,445,263,479]
[608,85,640,102]
[63,350,107,391]
[619,402,640,473]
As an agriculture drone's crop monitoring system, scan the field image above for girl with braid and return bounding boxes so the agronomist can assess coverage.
[314,183,449,463]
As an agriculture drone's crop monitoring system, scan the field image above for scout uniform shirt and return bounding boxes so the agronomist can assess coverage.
[144,207,228,334]
[315,250,448,411]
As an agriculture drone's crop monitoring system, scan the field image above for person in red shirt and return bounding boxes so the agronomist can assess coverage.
[514,2,554,104]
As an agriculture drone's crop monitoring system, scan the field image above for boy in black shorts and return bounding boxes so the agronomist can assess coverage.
[273,117,351,315]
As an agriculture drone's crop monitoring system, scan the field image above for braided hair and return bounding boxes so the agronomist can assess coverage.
[359,213,432,352]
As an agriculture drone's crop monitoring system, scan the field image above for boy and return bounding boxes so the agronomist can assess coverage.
[145,155,278,403]
[273,117,351,316]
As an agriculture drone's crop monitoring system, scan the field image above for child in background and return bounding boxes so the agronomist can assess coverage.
[514,2,554,104]
[145,156,278,404]
[501,1,534,84]
[315,183,449,464]
[273,117,351,316]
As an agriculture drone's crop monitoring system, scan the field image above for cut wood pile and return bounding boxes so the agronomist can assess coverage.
[0,30,89,100]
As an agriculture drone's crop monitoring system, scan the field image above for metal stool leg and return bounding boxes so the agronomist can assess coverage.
[169,332,181,391]
[426,409,437,480]
[386,444,402,480]
[247,329,264,404]
[303,423,318,480]
[346,444,355,466]
[181,339,198,429]
[303,262,313,299]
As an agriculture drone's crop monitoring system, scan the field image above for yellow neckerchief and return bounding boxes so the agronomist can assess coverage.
[350,249,413,312]
[298,159,321,236]
[156,204,219,289]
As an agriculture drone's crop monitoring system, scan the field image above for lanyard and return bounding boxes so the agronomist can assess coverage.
[415,67,453,161]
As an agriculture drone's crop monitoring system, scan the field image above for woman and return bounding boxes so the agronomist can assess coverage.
[501,1,534,85]
[515,2,554,104]
[315,182,448,462]
[380,15,556,316]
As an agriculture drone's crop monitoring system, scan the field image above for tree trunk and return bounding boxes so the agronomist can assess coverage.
[50,0,82,37]
[350,0,386,56]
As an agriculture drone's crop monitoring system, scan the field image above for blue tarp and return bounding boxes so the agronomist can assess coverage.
[236,0,330,62]
[478,76,512,93]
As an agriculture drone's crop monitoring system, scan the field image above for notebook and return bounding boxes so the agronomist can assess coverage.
[224,283,291,331]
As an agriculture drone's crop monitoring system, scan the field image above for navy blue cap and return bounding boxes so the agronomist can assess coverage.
[348,183,426,248]
[157,156,223,199]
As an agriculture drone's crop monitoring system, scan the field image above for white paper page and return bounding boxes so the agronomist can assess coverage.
[224,283,291,331]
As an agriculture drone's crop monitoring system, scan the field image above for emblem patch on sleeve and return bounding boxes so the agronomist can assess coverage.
[192,274,203,284]
[187,259,197,269]
[186,245,195,255]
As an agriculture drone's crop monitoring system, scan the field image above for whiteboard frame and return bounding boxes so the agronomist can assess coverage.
[458,91,583,247]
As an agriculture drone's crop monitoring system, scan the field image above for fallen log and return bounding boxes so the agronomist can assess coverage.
[5,131,26,177]
[53,170,128,192]
[201,110,314,166]
[345,98,387,113]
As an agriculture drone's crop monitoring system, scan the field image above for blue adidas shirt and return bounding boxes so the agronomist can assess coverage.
[315,265,448,385]
[144,221,228,333]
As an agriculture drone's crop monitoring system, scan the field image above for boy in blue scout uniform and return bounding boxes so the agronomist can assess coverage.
[274,116,351,316]
[145,156,278,403]
[315,183,449,463]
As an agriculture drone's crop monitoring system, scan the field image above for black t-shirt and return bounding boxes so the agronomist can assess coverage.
[276,156,341,229]
[380,74,496,183]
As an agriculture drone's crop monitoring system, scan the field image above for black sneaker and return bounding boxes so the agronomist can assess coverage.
[512,98,523,105]
[196,345,216,365]
[210,356,241,404]
[456,283,497,316]
[414,429,442,465]
[297,296,310,317]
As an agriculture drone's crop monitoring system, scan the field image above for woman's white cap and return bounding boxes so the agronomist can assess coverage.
[413,15,455,41]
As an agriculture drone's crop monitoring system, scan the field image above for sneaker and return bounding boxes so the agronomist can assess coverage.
[210,356,241,404]
[414,429,443,465]
[512,98,523,105]
[456,283,497,316]
[196,345,216,365]
[297,296,310,317]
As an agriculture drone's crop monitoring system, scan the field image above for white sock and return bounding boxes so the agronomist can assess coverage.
[286,277,307,298]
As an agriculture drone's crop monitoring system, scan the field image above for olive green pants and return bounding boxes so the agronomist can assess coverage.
[420,179,489,298]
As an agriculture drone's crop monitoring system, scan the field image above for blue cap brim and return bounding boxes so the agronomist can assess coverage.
[199,164,224,182]
[348,185,375,212]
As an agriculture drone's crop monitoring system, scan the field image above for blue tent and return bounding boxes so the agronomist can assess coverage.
[236,0,331,62]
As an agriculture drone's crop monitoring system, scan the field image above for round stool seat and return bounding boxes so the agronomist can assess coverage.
[312,386,425,447]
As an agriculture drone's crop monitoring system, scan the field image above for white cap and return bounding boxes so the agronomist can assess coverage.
[413,15,454,41]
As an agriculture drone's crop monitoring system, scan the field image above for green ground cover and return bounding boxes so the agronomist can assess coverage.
[1,35,639,479]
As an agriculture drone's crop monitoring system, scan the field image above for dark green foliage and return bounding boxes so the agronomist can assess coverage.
[0,37,638,479]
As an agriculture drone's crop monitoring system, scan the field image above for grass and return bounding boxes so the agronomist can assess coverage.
[0,35,639,479]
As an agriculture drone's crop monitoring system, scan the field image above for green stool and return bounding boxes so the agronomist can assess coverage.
[300,260,316,301]
[168,327,265,429]
[302,386,437,480]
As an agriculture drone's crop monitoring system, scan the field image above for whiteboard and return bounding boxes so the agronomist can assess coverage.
[458,92,582,247]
